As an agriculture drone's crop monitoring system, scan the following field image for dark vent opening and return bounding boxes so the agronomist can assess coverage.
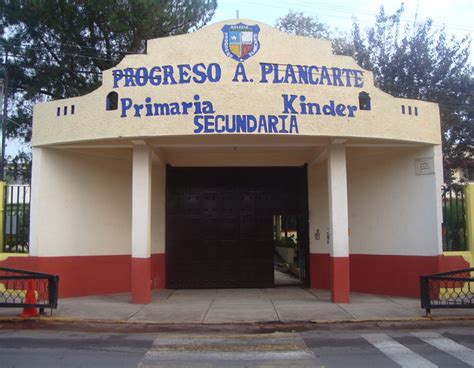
[358,92,371,111]
[106,91,118,111]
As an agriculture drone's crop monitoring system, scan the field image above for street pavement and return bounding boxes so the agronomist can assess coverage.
[1,322,474,367]
[2,285,474,367]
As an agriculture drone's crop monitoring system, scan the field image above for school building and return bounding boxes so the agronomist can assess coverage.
[1,19,470,304]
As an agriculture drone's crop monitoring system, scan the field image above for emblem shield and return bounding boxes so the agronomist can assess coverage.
[222,23,260,62]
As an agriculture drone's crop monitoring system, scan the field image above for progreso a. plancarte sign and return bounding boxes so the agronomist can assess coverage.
[111,23,365,135]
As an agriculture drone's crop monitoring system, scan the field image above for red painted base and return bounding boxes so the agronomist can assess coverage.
[1,252,468,301]
[438,254,470,272]
[310,253,470,298]
[330,257,350,303]
[131,258,151,304]
[310,253,331,290]
[0,254,132,297]
[151,253,166,289]
[0,253,166,299]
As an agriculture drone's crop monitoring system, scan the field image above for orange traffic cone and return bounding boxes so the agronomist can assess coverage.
[18,279,39,317]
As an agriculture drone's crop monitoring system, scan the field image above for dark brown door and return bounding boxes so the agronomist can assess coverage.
[166,166,307,289]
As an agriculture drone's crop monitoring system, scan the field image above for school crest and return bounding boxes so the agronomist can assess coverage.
[221,23,260,62]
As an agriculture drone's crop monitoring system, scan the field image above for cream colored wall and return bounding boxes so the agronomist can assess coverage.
[151,163,166,254]
[32,19,440,147]
[30,144,442,257]
[347,145,442,256]
[164,146,315,166]
[29,147,132,257]
[308,161,330,254]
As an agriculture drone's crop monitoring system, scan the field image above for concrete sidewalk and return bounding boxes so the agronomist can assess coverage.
[2,287,474,324]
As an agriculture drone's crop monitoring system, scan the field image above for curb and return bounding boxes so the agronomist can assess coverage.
[1,315,474,326]
[310,315,474,324]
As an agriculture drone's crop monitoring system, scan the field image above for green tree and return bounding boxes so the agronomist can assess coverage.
[5,150,31,183]
[275,11,353,56]
[276,7,473,180]
[275,11,331,39]
[0,0,217,178]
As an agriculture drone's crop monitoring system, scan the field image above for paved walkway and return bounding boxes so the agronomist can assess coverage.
[2,287,473,323]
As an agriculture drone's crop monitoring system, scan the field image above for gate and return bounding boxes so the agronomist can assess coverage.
[166,166,309,289]
[2,184,30,253]
[442,185,467,251]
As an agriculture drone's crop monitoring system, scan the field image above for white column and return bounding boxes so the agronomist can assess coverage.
[327,143,350,303]
[132,143,152,259]
[327,144,349,258]
[28,147,43,257]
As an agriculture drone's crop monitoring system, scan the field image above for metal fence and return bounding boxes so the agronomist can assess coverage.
[3,184,30,253]
[0,267,59,314]
[420,267,474,316]
[442,185,467,251]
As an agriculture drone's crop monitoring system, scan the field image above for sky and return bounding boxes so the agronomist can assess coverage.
[210,0,473,42]
[5,0,474,158]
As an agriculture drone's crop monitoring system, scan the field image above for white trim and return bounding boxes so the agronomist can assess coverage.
[28,147,43,257]
[131,144,152,258]
[327,144,349,258]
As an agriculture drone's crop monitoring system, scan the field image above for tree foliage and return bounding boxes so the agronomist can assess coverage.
[5,150,31,183]
[0,0,217,176]
[275,11,331,39]
[276,7,473,181]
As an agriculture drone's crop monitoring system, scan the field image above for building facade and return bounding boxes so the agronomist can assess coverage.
[2,20,468,304]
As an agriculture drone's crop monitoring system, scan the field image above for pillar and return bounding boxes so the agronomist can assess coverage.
[131,143,152,304]
[327,144,350,303]
[29,147,43,257]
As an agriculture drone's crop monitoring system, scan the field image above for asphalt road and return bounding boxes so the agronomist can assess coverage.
[1,321,473,367]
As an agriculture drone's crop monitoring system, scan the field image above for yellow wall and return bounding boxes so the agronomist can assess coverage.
[0,252,28,262]
[443,183,474,267]
[466,183,474,254]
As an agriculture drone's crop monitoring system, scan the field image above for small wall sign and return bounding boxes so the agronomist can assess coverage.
[415,157,434,175]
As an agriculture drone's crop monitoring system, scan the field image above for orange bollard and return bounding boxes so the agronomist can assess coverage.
[18,279,39,318]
